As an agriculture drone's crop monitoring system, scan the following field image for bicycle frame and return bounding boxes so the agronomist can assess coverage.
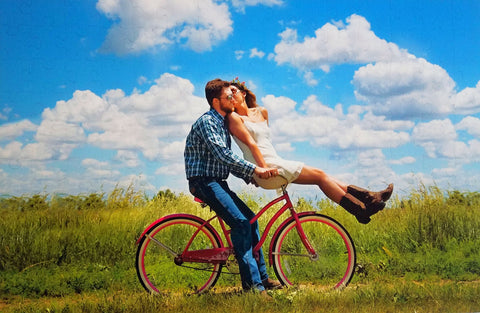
[137,186,318,267]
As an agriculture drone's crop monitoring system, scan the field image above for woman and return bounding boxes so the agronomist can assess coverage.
[227,79,393,224]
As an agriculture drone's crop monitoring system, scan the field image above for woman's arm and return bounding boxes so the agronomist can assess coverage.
[227,112,268,168]
[259,107,269,124]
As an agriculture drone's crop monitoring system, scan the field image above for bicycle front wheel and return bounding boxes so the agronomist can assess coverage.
[136,215,223,294]
[271,213,356,290]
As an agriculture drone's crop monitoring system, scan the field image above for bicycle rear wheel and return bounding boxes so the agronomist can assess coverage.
[271,213,355,290]
[136,215,223,294]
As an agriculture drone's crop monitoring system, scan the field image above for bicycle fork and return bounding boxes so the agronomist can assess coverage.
[291,210,319,261]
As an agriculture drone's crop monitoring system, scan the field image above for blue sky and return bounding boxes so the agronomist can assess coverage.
[1,0,480,198]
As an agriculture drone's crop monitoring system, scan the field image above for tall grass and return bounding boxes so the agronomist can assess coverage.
[0,185,479,302]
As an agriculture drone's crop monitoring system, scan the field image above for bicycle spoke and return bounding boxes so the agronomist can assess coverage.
[136,216,223,294]
[271,252,312,258]
[271,214,356,289]
[145,233,178,257]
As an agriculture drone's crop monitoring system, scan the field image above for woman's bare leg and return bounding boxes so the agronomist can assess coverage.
[293,165,346,203]
[331,176,348,193]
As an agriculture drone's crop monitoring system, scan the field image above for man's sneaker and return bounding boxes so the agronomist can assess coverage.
[262,278,282,290]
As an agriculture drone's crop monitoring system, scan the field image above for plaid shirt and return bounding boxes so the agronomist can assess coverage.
[184,109,255,182]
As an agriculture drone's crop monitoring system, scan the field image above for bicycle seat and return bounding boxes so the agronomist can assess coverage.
[253,174,288,190]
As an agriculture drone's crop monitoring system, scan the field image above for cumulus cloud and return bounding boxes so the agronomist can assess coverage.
[35,120,86,144]
[155,162,184,176]
[0,120,37,141]
[235,50,245,60]
[231,0,283,13]
[271,14,480,119]
[260,94,410,150]
[303,71,318,87]
[453,80,480,114]
[1,73,205,168]
[249,48,266,58]
[42,90,109,125]
[273,14,408,71]
[353,58,456,119]
[115,150,141,168]
[96,0,233,54]
[412,119,480,162]
[389,156,416,165]
[456,116,480,138]
[0,141,23,163]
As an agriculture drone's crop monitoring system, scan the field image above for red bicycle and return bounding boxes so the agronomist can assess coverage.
[135,184,356,294]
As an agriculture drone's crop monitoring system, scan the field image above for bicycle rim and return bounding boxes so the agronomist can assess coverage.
[272,214,356,290]
[136,216,223,294]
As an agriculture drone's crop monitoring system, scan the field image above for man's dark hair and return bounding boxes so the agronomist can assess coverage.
[205,78,230,107]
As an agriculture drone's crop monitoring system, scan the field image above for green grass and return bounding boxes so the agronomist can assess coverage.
[0,185,479,312]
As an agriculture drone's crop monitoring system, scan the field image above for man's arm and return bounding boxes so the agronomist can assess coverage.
[197,114,255,178]
[197,114,277,181]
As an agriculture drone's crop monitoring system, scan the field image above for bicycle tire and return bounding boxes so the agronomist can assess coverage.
[271,213,356,290]
[136,215,223,294]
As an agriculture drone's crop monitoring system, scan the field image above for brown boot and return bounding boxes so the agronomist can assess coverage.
[339,193,370,224]
[347,183,394,203]
[347,184,393,216]
[262,278,282,290]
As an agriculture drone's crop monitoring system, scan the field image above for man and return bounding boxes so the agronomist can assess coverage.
[184,78,281,293]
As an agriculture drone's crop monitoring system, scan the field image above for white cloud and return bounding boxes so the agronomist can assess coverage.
[1,106,12,121]
[275,142,294,152]
[0,141,23,163]
[412,119,457,143]
[116,73,205,123]
[115,150,141,168]
[271,14,480,120]
[155,162,184,176]
[35,120,86,144]
[231,0,283,13]
[87,168,121,179]
[456,116,480,138]
[273,14,407,70]
[86,73,205,161]
[412,119,480,162]
[1,73,205,168]
[137,76,149,85]
[353,58,456,119]
[117,173,156,192]
[96,0,233,54]
[82,158,110,168]
[261,94,410,150]
[389,156,416,165]
[81,157,121,179]
[0,120,37,141]
[42,90,109,125]
[250,48,265,59]
[453,80,480,114]
[303,71,318,86]
[262,94,297,117]
[235,50,245,60]
[21,142,58,161]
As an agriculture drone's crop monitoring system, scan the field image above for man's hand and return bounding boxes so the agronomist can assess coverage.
[254,166,279,179]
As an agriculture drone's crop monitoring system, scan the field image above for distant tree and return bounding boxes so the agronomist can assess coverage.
[155,189,177,201]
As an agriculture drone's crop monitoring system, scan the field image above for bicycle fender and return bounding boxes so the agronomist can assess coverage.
[136,213,221,245]
[268,211,320,266]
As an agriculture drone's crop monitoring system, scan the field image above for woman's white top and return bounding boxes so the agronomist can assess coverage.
[233,120,304,189]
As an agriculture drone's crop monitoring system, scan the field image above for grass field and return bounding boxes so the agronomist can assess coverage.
[1,186,479,312]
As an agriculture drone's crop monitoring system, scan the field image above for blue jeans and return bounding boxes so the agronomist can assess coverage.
[188,177,268,291]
